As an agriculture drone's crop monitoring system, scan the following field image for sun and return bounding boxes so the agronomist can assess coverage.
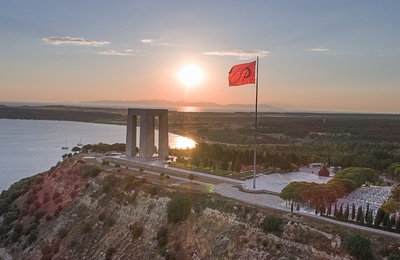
[178,64,204,87]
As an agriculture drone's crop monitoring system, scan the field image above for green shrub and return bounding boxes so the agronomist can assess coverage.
[389,254,400,260]
[102,159,110,165]
[107,217,115,227]
[148,185,158,196]
[82,222,92,234]
[58,227,68,239]
[34,209,46,221]
[105,247,116,260]
[27,230,37,244]
[344,233,373,260]
[115,163,121,168]
[167,193,191,223]
[70,240,77,247]
[3,211,18,226]
[90,167,101,177]
[82,165,101,178]
[24,221,37,236]
[130,223,143,239]
[13,223,23,234]
[121,175,137,192]
[10,231,21,242]
[261,215,282,233]
[103,181,111,193]
[0,202,10,216]
[99,213,106,221]
[157,226,168,256]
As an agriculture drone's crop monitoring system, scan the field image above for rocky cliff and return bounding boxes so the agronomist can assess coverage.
[0,156,399,259]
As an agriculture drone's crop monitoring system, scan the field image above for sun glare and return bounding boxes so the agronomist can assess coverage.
[178,64,204,87]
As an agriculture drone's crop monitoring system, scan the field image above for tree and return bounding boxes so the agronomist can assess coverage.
[391,185,400,200]
[338,204,343,219]
[344,204,350,220]
[234,154,242,173]
[221,155,229,171]
[188,174,194,182]
[375,208,385,228]
[366,211,373,226]
[81,144,92,153]
[365,203,370,221]
[344,233,373,260]
[318,165,330,177]
[351,203,356,220]
[71,146,81,152]
[191,157,200,167]
[381,199,400,215]
[356,206,363,223]
[396,218,400,233]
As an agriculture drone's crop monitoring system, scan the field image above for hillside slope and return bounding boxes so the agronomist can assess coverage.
[0,157,399,259]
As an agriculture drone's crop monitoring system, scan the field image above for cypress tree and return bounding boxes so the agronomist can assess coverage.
[320,204,325,216]
[338,205,343,219]
[383,213,389,229]
[366,211,373,226]
[327,204,332,216]
[359,209,365,225]
[395,218,400,233]
[356,206,363,223]
[351,203,356,220]
[344,204,350,221]
[365,203,370,221]
[375,208,383,228]
[389,215,396,231]
[334,203,338,218]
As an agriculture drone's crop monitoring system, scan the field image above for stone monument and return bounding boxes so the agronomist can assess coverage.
[126,108,168,160]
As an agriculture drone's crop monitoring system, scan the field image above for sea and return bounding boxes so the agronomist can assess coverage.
[0,119,195,192]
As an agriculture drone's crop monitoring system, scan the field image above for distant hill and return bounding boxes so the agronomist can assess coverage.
[78,99,297,112]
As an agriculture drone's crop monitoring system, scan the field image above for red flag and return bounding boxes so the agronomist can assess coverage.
[228,61,256,86]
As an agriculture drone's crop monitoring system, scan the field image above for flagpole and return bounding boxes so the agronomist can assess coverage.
[253,56,259,189]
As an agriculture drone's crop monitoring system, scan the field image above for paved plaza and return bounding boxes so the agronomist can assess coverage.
[242,168,332,193]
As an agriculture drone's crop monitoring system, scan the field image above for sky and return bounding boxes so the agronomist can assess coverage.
[1,1,400,113]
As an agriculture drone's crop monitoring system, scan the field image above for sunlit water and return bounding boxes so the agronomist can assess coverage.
[0,119,195,192]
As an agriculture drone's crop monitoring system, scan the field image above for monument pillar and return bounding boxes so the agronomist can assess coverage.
[126,108,168,160]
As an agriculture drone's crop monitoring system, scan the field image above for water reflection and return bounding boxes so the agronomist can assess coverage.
[169,133,196,149]
[138,128,196,149]
[178,106,200,112]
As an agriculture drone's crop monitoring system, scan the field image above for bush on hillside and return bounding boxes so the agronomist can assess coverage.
[344,233,373,260]
[167,193,191,223]
[261,215,282,233]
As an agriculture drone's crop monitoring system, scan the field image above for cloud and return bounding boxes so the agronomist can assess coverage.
[99,50,132,56]
[310,47,329,52]
[141,38,169,46]
[204,50,269,59]
[42,37,110,46]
